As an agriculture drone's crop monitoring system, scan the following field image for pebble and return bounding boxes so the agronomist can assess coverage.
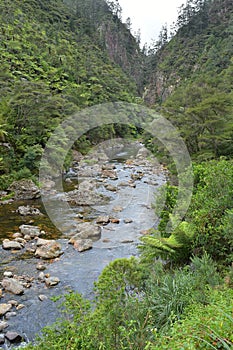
[36,262,47,271]
[24,234,31,241]
[45,277,60,287]
[38,272,45,281]
[0,321,9,331]
[113,206,123,212]
[140,229,150,235]
[12,232,23,239]
[124,219,133,224]
[16,304,25,311]
[0,335,5,345]
[110,218,120,224]
[8,300,18,306]
[3,271,13,278]
[121,240,134,244]
[5,312,17,319]
[38,294,48,301]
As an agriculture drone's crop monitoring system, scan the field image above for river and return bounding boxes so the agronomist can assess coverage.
[0,141,166,348]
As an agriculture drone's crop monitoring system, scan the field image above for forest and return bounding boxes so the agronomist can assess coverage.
[0,0,232,349]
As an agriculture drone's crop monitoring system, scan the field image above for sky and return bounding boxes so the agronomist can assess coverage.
[117,0,186,46]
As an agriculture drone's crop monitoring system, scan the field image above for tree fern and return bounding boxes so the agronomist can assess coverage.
[140,221,195,264]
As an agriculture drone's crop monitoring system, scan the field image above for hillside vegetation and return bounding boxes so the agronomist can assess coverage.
[0,0,233,349]
[0,0,144,187]
[145,0,233,160]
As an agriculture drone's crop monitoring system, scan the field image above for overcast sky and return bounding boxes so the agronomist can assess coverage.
[117,0,186,46]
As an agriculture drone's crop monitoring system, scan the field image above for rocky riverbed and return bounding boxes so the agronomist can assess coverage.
[0,141,166,348]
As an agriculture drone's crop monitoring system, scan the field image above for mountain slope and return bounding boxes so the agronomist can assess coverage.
[144,0,233,159]
[0,0,144,187]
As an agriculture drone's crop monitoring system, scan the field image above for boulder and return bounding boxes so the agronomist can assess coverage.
[0,304,12,316]
[1,278,24,295]
[96,216,110,225]
[2,240,23,250]
[19,224,41,238]
[136,147,150,159]
[8,179,40,200]
[35,241,62,259]
[0,321,8,331]
[5,331,22,343]
[36,238,53,247]
[105,184,117,192]
[77,164,102,178]
[3,271,13,278]
[69,222,101,242]
[36,262,47,271]
[5,312,17,319]
[17,205,42,216]
[101,169,118,180]
[67,180,106,206]
[73,239,93,252]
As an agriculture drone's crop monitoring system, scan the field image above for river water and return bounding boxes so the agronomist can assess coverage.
[0,142,166,347]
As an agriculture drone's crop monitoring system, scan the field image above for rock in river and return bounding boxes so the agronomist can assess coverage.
[19,224,42,238]
[5,331,23,343]
[17,205,42,216]
[0,304,12,316]
[1,278,24,295]
[73,239,93,252]
[8,179,40,200]
[35,240,63,259]
[2,240,23,250]
[45,277,60,287]
[70,222,101,242]
[0,321,9,331]
[67,180,105,206]
[96,215,110,225]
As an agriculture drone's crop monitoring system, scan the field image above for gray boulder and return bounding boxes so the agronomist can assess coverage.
[1,278,24,295]
[35,241,62,259]
[8,179,40,200]
[0,304,12,316]
[70,222,101,242]
[73,239,93,252]
[2,240,23,250]
[17,205,42,216]
[19,224,42,238]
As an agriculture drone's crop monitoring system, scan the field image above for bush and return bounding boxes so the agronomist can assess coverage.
[150,287,233,350]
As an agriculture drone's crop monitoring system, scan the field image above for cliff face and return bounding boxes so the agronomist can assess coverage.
[99,21,144,92]
[144,0,233,106]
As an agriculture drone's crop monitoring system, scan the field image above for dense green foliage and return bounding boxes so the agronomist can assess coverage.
[1,0,233,349]
[0,0,143,188]
[140,159,233,266]
[145,0,233,159]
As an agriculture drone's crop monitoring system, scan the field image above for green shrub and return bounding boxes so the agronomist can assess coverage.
[150,287,233,350]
